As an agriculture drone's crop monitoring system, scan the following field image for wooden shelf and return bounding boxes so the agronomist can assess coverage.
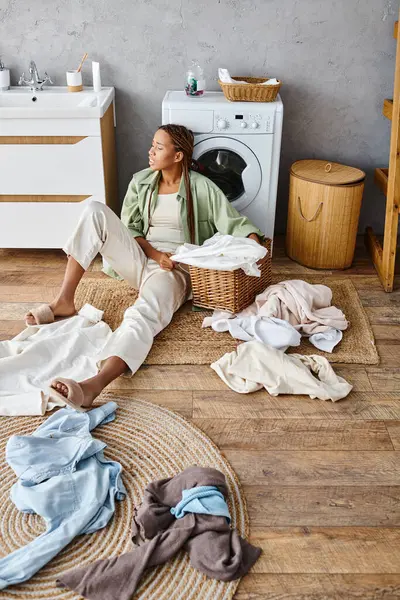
[365,227,386,285]
[365,227,397,292]
[383,98,393,120]
[374,168,389,196]
[366,12,400,293]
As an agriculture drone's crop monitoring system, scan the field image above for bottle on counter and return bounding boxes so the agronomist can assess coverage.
[185,60,205,97]
[0,58,10,91]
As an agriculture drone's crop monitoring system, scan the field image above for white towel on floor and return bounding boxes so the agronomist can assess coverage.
[0,304,112,416]
[170,233,267,276]
[211,341,353,401]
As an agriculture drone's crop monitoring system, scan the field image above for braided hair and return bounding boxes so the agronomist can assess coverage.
[158,124,198,243]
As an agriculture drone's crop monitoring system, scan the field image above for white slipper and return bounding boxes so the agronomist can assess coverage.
[49,378,90,412]
[25,304,55,326]
[25,305,77,327]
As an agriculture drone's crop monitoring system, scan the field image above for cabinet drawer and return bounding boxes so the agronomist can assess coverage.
[0,198,97,248]
[0,137,104,195]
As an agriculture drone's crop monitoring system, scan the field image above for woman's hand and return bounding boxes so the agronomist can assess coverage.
[247,233,268,265]
[248,233,261,244]
[155,251,176,271]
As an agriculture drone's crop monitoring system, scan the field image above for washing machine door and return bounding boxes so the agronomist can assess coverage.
[193,137,262,211]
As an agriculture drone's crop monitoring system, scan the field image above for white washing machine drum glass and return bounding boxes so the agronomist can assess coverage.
[193,137,262,211]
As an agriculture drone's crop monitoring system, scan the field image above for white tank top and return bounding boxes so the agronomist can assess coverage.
[146,193,185,253]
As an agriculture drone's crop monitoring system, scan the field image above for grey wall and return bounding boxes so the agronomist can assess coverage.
[1,0,398,234]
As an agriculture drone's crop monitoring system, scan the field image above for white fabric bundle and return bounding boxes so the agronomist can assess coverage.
[211,341,353,402]
[0,304,112,416]
[170,233,267,276]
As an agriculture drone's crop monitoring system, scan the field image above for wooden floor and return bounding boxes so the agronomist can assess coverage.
[1,238,400,599]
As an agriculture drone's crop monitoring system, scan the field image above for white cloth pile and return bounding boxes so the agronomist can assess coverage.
[170,233,267,276]
[211,341,352,402]
[0,304,112,416]
[203,279,348,353]
[218,68,279,86]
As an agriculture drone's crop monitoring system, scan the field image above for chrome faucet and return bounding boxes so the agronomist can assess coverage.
[18,61,53,91]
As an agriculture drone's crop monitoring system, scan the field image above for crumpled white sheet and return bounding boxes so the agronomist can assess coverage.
[170,233,267,276]
[211,341,353,402]
[203,279,347,353]
[0,304,112,416]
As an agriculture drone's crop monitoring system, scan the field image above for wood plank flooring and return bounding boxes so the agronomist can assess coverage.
[0,237,399,599]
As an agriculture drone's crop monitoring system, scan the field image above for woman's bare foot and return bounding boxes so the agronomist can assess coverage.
[25,297,76,326]
[51,378,102,409]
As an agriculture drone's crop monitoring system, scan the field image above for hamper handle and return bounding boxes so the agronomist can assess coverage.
[297,196,323,222]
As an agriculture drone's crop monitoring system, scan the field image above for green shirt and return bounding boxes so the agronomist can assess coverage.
[103,167,265,280]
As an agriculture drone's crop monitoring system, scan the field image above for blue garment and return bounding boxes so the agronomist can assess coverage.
[0,401,126,589]
[170,485,231,522]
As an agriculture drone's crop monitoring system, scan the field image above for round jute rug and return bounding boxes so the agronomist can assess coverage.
[0,395,249,600]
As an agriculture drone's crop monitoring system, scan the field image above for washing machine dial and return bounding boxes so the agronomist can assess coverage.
[217,119,228,130]
[251,122,259,129]
[240,122,248,129]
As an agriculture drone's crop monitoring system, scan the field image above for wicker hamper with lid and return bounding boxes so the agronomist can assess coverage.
[286,160,365,269]
[190,239,272,313]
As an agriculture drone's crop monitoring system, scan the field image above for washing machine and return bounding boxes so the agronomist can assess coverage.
[162,90,283,240]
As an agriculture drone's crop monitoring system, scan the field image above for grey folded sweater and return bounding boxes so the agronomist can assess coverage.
[57,466,261,600]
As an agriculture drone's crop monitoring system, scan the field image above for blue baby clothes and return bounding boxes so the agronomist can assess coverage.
[0,401,126,589]
[170,485,231,522]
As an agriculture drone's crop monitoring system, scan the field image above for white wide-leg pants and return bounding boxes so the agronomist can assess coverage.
[63,201,191,376]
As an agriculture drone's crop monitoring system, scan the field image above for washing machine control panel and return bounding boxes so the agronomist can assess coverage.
[214,111,274,133]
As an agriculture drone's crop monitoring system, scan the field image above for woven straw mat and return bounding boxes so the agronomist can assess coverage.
[74,274,379,365]
[0,395,249,600]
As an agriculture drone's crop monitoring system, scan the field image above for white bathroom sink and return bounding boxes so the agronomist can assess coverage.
[0,86,114,118]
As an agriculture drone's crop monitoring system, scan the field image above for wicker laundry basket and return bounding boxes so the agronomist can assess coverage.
[286,160,365,269]
[218,77,281,102]
[189,239,272,313]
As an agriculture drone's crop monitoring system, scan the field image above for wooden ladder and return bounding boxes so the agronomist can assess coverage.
[365,16,400,292]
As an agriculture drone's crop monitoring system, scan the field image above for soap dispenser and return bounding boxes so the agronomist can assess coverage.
[185,60,205,97]
[0,58,10,91]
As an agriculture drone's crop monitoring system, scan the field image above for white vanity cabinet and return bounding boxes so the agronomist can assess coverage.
[0,87,118,248]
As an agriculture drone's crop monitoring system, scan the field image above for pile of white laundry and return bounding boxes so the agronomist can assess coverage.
[203,279,348,353]
[170,233,267,276]
[218,68,279,86]
[203,279,352,402]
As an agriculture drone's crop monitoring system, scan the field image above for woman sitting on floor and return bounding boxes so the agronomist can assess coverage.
[25,124,265,410]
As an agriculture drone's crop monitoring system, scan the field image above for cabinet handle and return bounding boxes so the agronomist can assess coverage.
[297,196,323,222]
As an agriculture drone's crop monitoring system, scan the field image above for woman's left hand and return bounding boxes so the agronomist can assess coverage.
[157,252,176,271]
[248,233,268,264]
[248,233,261,244]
